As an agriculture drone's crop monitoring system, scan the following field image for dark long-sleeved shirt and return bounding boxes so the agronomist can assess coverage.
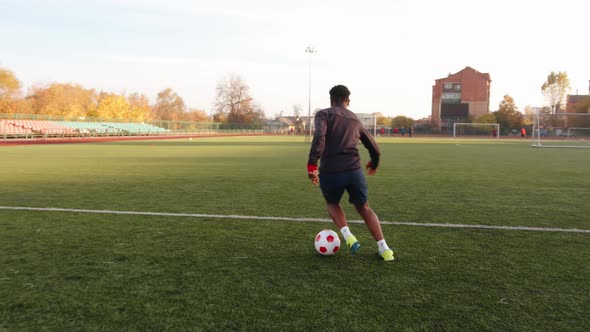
[307,106,380,174]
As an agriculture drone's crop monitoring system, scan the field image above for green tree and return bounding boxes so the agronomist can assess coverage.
[493,95,523,133]
[0,67,22,114]
[376,116,390,126]
[476,113,497,123]
[541,71,570,113]
[390,115,414,129]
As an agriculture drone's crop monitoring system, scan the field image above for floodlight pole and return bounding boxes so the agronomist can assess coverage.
[305,46,316,141]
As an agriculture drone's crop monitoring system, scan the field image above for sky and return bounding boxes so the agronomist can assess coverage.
[1,0,589,119]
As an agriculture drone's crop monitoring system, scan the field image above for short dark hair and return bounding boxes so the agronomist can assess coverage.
[329,85,350,103]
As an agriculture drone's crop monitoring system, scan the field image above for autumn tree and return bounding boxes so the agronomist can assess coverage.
[28,83,96,117]
[95,92,130,120]
[152,88,186,121]
[291,104,306,132]
[541,71,570,113]
[214,74,265,124]
[493,95,523,133]
[127,93,152,122]
[0,67,22,114]
[183,108,209,122]
[522,105,535,125]
[212,111,227,123]
[292,104,302,118]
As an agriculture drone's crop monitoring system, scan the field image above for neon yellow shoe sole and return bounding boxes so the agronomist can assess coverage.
[345,235,361,254]
[379,249,395,261]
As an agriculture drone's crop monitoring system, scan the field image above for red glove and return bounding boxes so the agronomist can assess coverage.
[307,164,318,173]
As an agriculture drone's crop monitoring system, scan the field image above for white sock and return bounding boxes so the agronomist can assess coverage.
[340,226,352,240]
[377,239,390,254]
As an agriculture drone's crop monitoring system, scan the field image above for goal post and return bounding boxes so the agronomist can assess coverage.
[453,123,499,139]
[356,113,378,137]
[531,112,590,148]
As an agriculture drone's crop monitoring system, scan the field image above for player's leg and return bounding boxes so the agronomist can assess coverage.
[348,170,395,261]
[320,172,360,254]
[354,202,383,241]
[325,203,359,253]
[326,203,347,229]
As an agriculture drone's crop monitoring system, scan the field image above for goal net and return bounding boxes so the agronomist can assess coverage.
[453,123,499,138]
[531,112,590,148]
[356,113,378,137]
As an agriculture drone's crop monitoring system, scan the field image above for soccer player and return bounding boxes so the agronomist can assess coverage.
[307,85,394,262]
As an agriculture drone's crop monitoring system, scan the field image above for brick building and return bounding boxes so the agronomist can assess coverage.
[431,66,491,132]
[566,95,590,113]
[565,81,590,114]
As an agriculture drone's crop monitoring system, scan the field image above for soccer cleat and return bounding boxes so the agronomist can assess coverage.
[379,249,395,262]
[345,235,361,254]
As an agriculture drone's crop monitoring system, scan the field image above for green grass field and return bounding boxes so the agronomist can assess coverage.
[1,136,589,330]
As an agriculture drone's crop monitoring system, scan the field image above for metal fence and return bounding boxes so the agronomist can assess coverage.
[0,113,267,140]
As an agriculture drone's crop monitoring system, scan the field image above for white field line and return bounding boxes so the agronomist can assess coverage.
[0,206,589,234]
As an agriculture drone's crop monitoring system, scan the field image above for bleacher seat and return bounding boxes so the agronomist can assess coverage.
[1,119,169,137]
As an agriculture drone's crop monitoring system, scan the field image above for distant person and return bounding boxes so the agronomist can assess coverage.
[492,129,497,138]
[381,127,385,136]
[409,126,414,137]
[307,84,394,262]
[401,127,405,136]
[521,127,526,138]
[393,128,398,135]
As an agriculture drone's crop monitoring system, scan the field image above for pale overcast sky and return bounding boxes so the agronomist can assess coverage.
[1,0,589,119]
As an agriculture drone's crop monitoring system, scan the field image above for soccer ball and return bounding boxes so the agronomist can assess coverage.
[314,229,341,255]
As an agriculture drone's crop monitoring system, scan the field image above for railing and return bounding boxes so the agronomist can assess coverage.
[1,113,268,140]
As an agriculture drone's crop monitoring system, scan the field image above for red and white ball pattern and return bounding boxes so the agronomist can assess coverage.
[314,229,341,255]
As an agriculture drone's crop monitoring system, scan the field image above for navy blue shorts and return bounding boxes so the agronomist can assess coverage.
[319,169,368,205]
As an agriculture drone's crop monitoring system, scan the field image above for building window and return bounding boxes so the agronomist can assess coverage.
[444,83,453,89]
[454,84,462,91]
[442,92,461,103]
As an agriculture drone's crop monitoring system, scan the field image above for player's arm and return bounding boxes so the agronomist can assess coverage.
[359,126,380,175]
[307,111,327,185]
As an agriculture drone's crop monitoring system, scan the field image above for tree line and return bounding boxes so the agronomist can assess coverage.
[0,67,265,124]
[2,66,586,129]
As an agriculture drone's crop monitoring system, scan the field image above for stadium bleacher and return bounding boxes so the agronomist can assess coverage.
[57,121,169,134]
[4,120,75,134]
[0,119,168,138]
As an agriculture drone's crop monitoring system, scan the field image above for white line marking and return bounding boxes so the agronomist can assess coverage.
[0,206,589,234]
